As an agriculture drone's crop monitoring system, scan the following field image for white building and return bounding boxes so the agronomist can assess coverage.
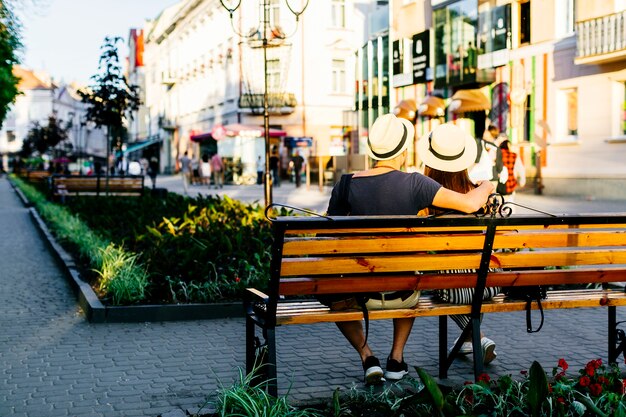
[131,0,368,181]
[0,66,107,171]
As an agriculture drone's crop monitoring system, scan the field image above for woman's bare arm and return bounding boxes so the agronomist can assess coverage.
[431,181,494,214]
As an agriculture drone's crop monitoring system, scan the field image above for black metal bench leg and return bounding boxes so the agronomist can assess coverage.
[245,316,256,376]
[265,328,278,397]
[439,315,448,379]
[471,316,484,380]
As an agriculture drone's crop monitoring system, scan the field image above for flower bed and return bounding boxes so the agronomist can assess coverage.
[198,359,626,417]
[12,175,287,306]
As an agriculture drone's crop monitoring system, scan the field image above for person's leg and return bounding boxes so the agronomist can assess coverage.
[336,320,383,384]
[182,172,189,194]
[389,317,415,362]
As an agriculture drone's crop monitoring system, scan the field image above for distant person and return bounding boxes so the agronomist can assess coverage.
[201,153,212,187]
[256,156,264,185]
[148,157,159,189]
[128,160,142,176]
[269,152,280,187]
[210,153,224,189]
[291,151,305,188]
[179,151,192,194]
[497,137,526,207]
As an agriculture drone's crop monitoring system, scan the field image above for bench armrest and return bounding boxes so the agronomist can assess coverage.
[245,287,269,303]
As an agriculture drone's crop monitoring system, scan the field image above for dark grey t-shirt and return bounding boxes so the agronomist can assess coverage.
[327,170,442,215]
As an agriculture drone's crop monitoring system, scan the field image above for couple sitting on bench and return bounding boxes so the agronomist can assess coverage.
[325,114,498,385]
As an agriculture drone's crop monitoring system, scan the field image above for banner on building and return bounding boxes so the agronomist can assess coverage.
[412,30,432,84]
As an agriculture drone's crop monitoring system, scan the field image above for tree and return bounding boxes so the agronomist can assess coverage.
[0,0,22,130]
[78,36,141,183]
[19,115,70,158]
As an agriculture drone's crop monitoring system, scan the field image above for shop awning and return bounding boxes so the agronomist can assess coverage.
[448,89,490,114]
[393,99,417,121]
[417,95,446,118]
[190,132,215,143]
[116,137,161,157]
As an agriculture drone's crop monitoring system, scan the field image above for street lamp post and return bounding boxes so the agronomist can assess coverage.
[220,0,308,207]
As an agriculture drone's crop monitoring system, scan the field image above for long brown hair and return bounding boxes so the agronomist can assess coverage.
[423,167,476,215]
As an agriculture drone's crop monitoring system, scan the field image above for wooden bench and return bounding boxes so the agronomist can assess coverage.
[50,175,145,199]
[18,170,50,185]
[245,206,626,395]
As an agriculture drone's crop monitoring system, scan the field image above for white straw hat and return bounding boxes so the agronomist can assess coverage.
[367,114,414,161]
[417,123,477,172]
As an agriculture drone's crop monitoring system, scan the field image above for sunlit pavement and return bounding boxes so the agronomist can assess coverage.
[2,174,626,417]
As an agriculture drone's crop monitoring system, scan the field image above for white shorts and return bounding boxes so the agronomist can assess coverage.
[365,290,420,310]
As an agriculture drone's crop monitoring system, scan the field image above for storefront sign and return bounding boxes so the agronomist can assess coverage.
[412,30,431,84]
[393,39,414,87]
[477,4,511,69]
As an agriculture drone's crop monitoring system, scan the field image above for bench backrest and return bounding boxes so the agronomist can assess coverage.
[270,215,626,301]
[52,175,144,196]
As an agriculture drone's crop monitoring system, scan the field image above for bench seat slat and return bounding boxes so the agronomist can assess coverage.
[273,290,626,325]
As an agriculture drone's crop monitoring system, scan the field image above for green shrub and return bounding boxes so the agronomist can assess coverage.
[11,176,149,305]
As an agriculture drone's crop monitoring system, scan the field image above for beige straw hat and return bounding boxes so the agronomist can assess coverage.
[417,123,477,172]
[367,114,414,161]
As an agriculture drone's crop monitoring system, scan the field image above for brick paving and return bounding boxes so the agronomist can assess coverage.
[1,174,626,416]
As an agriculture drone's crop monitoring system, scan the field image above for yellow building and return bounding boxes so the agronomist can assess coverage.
[388,0,626,199]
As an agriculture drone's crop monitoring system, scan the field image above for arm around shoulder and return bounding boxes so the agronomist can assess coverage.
[431,181,494,214]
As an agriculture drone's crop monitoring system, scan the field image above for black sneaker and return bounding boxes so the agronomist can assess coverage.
[362,356,384,385]
[384,357,409,381]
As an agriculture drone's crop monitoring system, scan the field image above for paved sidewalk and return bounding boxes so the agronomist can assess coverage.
[1,174,626,416]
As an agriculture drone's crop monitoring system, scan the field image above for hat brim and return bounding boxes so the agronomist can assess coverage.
[417,129,478,173]
[367,118,414,161]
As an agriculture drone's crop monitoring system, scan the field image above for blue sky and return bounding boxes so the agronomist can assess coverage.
[18,0,179,85]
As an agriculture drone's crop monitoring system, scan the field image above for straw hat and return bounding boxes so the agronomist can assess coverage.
[367,114,414,161]
[417,123,477,172]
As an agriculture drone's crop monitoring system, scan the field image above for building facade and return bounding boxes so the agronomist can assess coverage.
[131,0,368,181]
[383,0,626,199]
[0,66,106,172]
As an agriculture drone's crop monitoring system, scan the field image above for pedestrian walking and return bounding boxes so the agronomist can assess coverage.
[148,157,159,189]
[256,155,264,185]
[269,151,280,187]
[201,153,212,187]
[497,137,526,207]
[210,153,224,189]
[291,150,305,188]
[179,151,192,194]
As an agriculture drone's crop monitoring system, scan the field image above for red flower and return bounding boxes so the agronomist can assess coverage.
[548,383,553,393]
[478,373,491,383]
[235,276,241,283]
[558,358,569,371]
[579,376,591,387]
[597,376,608,386]
[520,370,528,376]
[586,364,596,377]
[621,379,626,394]
[589,383,603,396]
[557,397,566,405]
[555,371,566,381]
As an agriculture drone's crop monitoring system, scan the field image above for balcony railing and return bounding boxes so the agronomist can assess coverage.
[576,9,626,63]
[238,93,297,115]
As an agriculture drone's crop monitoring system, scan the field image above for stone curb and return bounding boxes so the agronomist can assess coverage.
[10,178,244,323]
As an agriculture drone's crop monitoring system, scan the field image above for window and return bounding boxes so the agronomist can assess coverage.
[555,0,575,38]
[555,88,578,143]
[269,0,281,28]
[332,59,346,93]
[331,0,346,28]
[519,0,531,45]
[6,130,15,143]
[267,58,281,91]
[566,89,578,136]
[623,82,626,135]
